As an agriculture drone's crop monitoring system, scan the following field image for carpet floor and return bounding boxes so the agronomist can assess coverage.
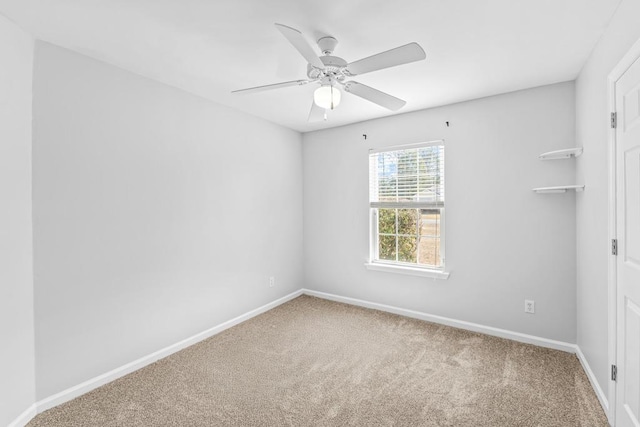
[28,295,608,426]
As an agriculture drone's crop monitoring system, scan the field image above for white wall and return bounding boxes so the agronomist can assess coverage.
[31,42,303,400]
[575,0,640,405]
[303,82,577,343]
[0,14,36,427]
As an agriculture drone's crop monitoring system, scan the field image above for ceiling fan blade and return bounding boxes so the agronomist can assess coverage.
[346,43,426,76]
[308,101,326,122]
[343,81,406,111]
[275,23,325,69]
[232,79,310,94]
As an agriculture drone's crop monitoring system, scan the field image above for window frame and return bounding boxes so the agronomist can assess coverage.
[366,140,449,279]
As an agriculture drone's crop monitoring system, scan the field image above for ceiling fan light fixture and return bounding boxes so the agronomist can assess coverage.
[314,85,341,110]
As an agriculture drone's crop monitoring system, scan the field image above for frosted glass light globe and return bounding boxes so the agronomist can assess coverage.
[314,85,341,110]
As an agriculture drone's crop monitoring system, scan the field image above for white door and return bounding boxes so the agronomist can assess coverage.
[616,55,640,427]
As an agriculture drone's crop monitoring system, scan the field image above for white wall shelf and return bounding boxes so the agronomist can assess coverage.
[538,147,583,160]
[535,147,584,193]
[532,185,585,194]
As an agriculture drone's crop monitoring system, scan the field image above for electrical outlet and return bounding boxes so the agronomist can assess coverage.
[525,300,535,314]
[269,277,275,288]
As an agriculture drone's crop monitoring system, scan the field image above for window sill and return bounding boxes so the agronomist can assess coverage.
[364,262,450,279]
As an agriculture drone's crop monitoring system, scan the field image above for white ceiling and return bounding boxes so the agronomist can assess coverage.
[0,0,621,132]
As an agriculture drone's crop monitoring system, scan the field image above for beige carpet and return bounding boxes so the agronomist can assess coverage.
[29,295,608,426]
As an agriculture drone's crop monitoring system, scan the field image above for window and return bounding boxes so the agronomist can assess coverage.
[368,141,445,273]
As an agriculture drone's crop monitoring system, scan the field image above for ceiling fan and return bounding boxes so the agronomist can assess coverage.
[232,24,426,122]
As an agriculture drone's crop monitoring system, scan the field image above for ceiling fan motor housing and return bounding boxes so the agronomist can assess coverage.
[307,55,348,80]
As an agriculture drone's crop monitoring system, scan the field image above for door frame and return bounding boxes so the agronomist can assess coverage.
[608,35,640,427]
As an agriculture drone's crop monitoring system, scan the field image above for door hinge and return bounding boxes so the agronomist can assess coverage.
[612,364,617,381]
[612,239,618,256]
[611,112,617,129]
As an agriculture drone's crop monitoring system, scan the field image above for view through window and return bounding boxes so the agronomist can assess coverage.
[369,142,445,269]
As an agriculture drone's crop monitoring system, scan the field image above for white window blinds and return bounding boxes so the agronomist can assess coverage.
[369,142,445,209]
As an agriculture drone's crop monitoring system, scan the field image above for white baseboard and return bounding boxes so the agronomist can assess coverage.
[301,289,577,353]
[34,289,303,415]
[7,403,36,427]
[575,346,610,421]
